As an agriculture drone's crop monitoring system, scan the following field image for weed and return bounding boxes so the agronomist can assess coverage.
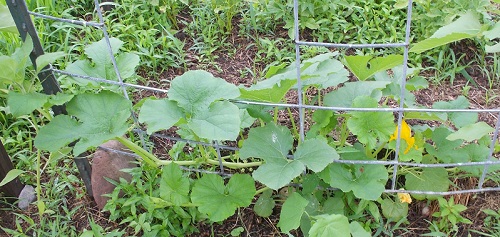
[428,196,472,235]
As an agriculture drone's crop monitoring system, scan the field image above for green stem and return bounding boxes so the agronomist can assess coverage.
[36,149,42,217]
[372,141,388,159]
[205,158,262,169]
[115,137,263,169]
[286,107,299,139]
[115,136,160,167]
[28,113,40,133]
[197,144,209,161]
[339,119,348,147]
[255,186,270,195]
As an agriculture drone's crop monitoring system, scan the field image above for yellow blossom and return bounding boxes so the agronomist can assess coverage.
[397,189,412,204]
[390,120,417,154]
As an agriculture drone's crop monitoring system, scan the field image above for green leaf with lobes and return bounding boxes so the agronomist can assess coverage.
[405,167,449,200]
[278,192,309,233]
[381,198,408,222]
[35,91,131,155]
[188,101,241,141]
[191,173,255,222]
[159,163,190,206]
[7,92,73,117]
[138,98,184,134]
[432,96,477,128]
[240,123,338,190]
[253,189,275,217]
[0,35,32,85]
[252,158,304,190]
[323,81,390,108]
[319,162,388,200]
[65,38,139,86]
[308,214,351,237]
[239,79,296,103]
[349,221,371,237]
[344,55,403,81]
[35,51,66,72]
[168,70,240,114]
[346,96,395,150]
[239,123,293,161]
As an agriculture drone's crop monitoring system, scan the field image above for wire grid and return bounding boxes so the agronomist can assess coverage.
[25,0,500,195]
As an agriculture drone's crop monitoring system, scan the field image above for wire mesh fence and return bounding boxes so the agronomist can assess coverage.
[7,0,500,196]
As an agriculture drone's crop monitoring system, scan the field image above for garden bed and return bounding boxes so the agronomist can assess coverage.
[1,0,500,236]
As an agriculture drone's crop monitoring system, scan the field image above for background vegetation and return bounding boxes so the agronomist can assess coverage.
[1,0,499,236]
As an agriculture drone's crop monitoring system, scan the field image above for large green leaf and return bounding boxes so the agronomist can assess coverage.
[239,79,296,103]
[7,92,49,117]
[446,122,494,142]
[405,168,449,200]
[300,58,349,88]
[65,38,139,85]
[344,55,403,81]
[169,70,240,114]
[35,51,66,72]
[381,198,408,222]
[278,192,309,233]
[293,138,339,172]
[0,4,17,34]
[458,144,500,176]
[159,163,190,206]
[35,91,131,155]
[346,96,394,149]
[323,81,390,107]
[84,37,123,68]
[0,36,32,85]
[410,12,481,53]
[253,189,275,217]
[241,124,337,190]
[432,96,477,128]
[246,53,347,92]
[349,221,371,237]
[138,99,184,134]
[7,92,73,117]
[484,20,500,53]
[189,101,240,141]
[319,162,388,200]
[239,123,293,160]
[191,174,255,222]
[35,115,82,153]
[425,126,464,163]
[308,214,350,237]
[252,158,304,190]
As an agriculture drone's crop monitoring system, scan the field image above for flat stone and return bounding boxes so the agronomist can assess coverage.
[18,185,36,210]
[91,140,136,210]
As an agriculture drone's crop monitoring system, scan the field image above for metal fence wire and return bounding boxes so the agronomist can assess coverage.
[7,0,500,196]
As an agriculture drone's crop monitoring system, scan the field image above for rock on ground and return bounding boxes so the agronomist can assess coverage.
[18,185,36,210]
[91,140,136,210]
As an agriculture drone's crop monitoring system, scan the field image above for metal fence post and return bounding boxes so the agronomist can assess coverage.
[6,0,93,196]
[0,140,23,201]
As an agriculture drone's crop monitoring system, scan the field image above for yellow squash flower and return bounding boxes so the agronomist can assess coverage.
[397,189,412,204]
[390,120,417,154]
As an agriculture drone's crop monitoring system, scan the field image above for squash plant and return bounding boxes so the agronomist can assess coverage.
[32,51,500,236]
[32,11,500,231]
